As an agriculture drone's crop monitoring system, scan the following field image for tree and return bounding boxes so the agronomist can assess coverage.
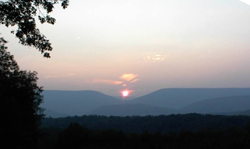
[0,0,69,58]
[0,38,44,149]
[0,1,69,148]
[57,123,90,149]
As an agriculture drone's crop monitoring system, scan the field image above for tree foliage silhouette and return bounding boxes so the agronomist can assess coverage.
[0,38,44,149]
[0,0,69,58]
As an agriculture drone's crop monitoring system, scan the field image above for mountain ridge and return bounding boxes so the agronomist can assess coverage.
[41,90,121,117]
[180,95,250,114]
[88,103,176,116]
[42,88,250,117]
[127,88,250,109]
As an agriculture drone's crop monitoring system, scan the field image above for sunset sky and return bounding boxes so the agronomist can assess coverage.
[1,0,250,97]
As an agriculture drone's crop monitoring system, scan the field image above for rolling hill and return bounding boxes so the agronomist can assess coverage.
[88,103,176,116]
[127,88,250,109]
[43,108,67,118]
[41,88,250,117]
[41,90,121,117]
[180,95,250,114]
[224,109,250,116]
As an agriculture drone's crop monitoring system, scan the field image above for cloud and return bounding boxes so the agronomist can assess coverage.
[120,73,138,82]
[92,73,139,86]
[92,79,123,85]
[143,54,165,61]
[130,79,139,83]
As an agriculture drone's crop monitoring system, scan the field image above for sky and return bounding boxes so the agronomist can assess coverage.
[1,0,250,97]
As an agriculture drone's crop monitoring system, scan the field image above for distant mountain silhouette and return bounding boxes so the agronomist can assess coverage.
[41,88,250,117]
[180,95,250,114]
[41,90,121,117]
[88,104,176,116]
[127,88,250,109]
[113,96,137,101]
[44,108,67,118]
[223,109,250,116]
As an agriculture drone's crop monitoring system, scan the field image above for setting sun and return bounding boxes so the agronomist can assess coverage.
[121,90,130,97]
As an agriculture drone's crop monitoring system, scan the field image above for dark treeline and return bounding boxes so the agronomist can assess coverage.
[40,121,250,149]
[39,114,250,149]
[42,114,250,133]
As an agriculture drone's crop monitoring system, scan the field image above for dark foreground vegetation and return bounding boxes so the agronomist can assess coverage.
[1,1,68,148]
[40,114,250,149]
[42,114,250,133]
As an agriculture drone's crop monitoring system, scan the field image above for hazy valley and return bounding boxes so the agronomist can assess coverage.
[41,88,250,118]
